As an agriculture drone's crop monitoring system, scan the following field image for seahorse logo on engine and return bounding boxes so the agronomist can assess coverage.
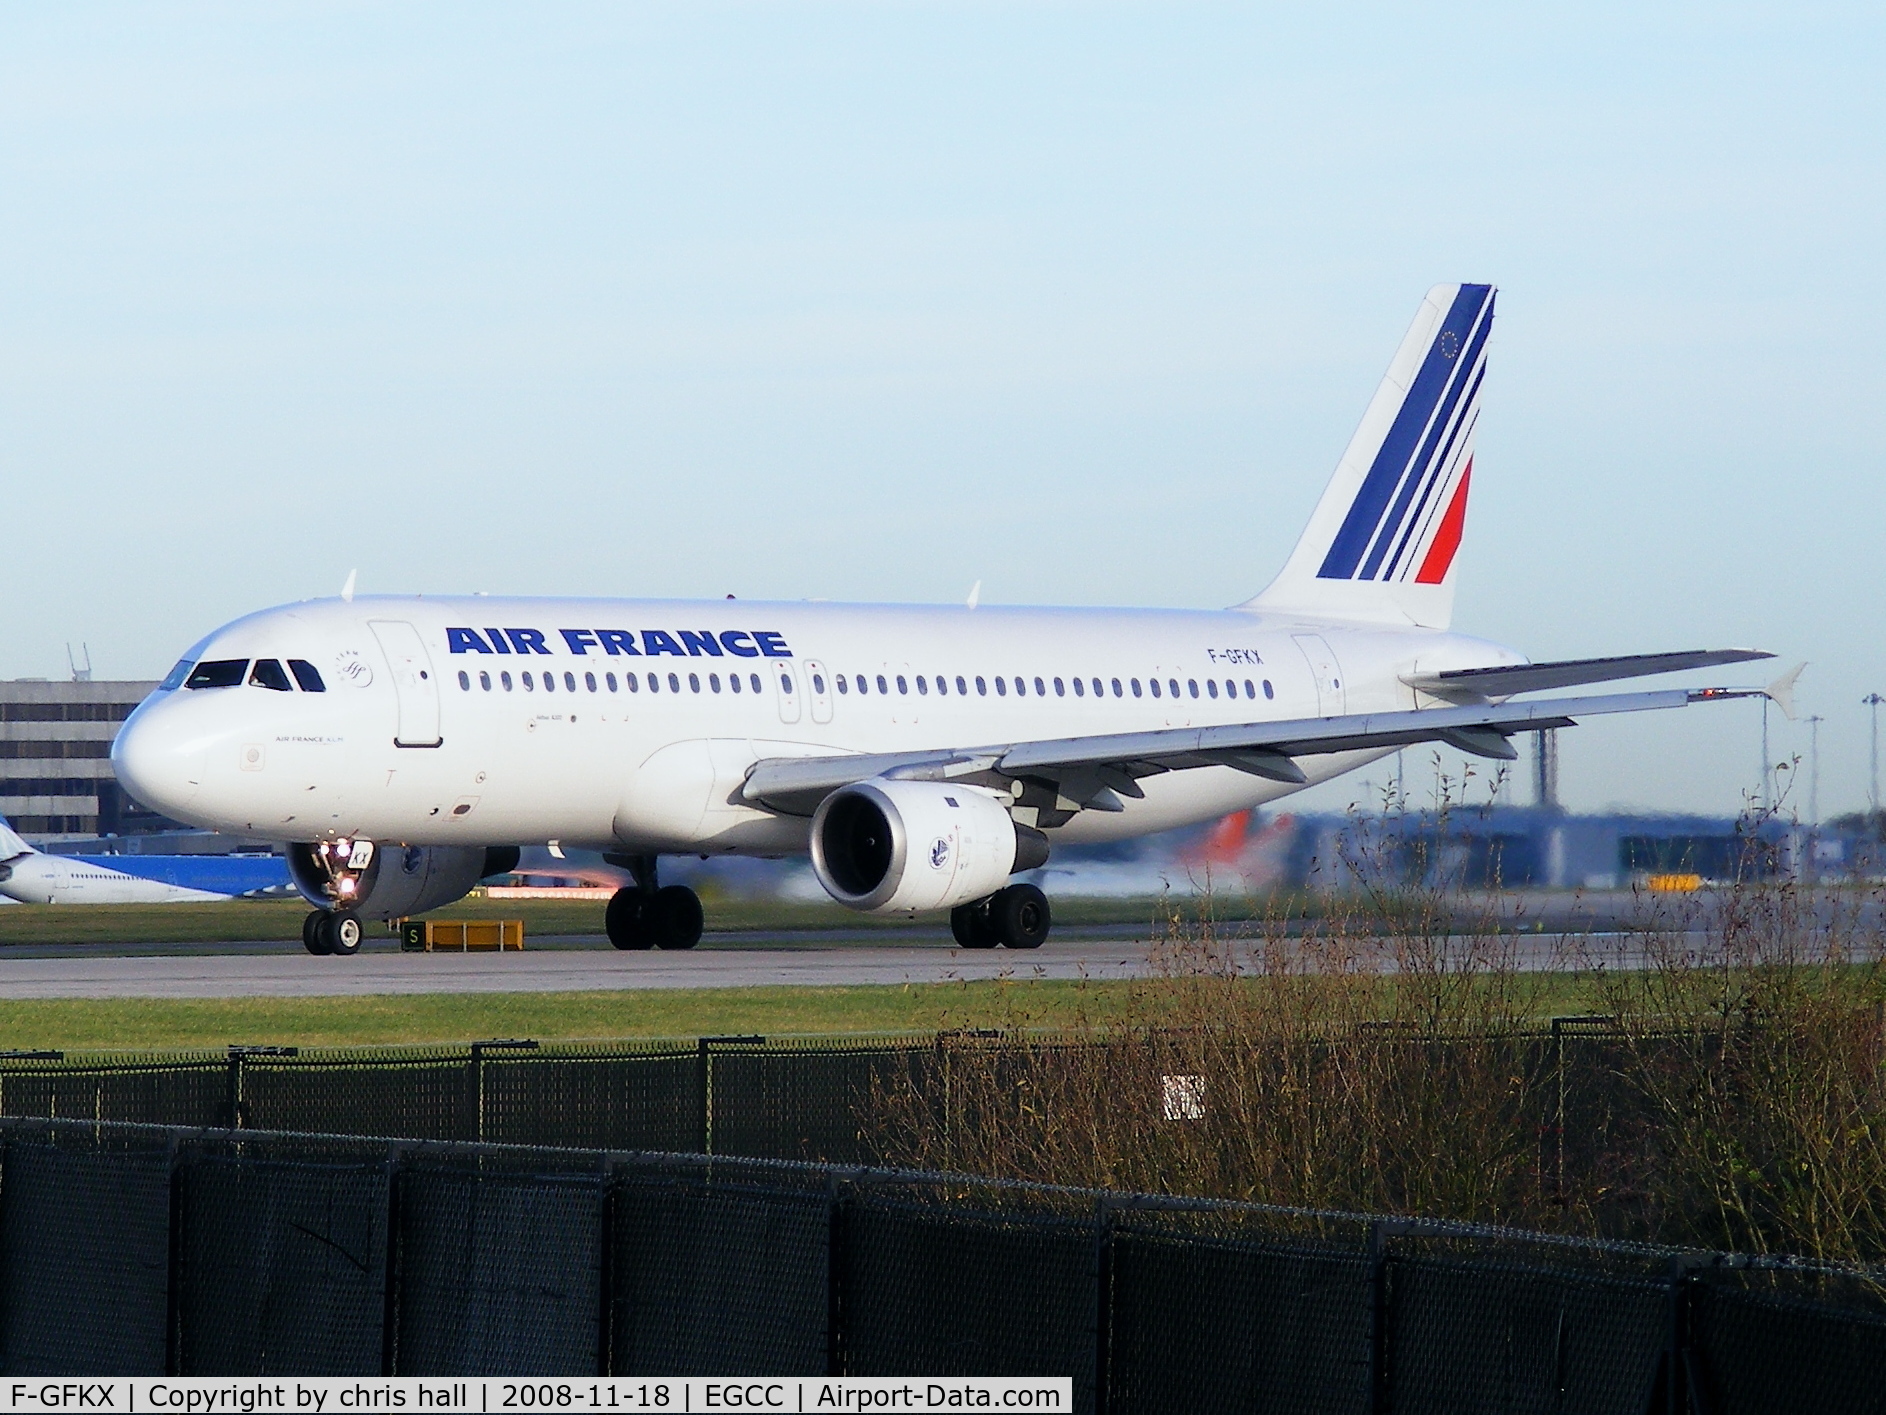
[929,837,951,870]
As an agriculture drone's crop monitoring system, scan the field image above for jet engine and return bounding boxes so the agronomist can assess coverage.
[288,840,521,921]
[809,779,1048,913]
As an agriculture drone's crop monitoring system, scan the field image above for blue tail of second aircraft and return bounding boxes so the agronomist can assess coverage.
[1245,283,1494,628]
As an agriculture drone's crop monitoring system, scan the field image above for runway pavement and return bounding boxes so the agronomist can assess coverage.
[0,926,1646,999]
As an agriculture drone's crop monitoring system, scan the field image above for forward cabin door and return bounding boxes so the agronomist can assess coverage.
[370,620,444,747]
[773,660,802,725]
[1292,634,1347,717]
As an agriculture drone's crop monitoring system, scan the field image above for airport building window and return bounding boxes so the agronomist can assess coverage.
[289,660,326,692]
[956,676,968,695]
[458,671,471,691]
[185,660,247,690]
[749,673,761,693]
[1150,678,1161,699]
[250,659,293,692]
[501,672,513,691]
[1263,679,1274,699]
[1207,680,1219,699]
[689,673,701,693]
[480,671,492,691]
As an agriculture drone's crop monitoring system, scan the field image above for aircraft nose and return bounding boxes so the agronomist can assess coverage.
[111,701,208,818]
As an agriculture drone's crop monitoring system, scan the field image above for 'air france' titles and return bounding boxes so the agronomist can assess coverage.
[445,628,792,660]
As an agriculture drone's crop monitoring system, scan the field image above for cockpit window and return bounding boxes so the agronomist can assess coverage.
[159,658,195,692]
[249,659,293,692]
[185,660,248,690]
[288,659,326,693]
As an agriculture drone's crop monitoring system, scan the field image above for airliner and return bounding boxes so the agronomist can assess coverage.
[112,284,1775,955]
[0,818,289,904]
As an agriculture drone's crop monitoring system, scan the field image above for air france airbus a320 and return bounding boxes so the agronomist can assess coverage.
[113,285,1776,955]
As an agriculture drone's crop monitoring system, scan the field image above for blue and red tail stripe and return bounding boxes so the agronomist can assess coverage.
[1317,284,1495,582]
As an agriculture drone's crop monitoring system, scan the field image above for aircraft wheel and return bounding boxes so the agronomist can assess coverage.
[302,910,332,956]
[605,888,651,950]
[649,885,704,950]
[320,911,365,956]
[992,883,1050,949]
[950,899,999,949]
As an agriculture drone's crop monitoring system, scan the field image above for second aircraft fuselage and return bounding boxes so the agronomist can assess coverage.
[111,595,1523,853]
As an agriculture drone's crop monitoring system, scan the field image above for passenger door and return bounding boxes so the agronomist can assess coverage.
[772,659,802,725]
[803,659,834,724]
[369,620,444,747]
[1292,634,1347,717]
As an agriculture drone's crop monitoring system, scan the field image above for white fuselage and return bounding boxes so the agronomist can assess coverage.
[0,856,228,904]
[111,595,1521,855]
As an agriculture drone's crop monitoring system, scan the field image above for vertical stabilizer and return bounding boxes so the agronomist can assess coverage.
[1243,283,1495,628]
[0,817,35,863]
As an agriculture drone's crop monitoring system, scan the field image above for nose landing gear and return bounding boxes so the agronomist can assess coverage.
[302,909,364,956]
[604,854,703,951]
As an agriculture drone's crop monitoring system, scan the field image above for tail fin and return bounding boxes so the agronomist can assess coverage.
[0,816,34,863]
[1244,283,1495,628]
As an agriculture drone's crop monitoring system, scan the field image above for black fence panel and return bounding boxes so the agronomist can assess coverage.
[0,1135,171,1374]
[708,1043,929,1165]
[174,1152,389,1375]
[241,1058,471,1141]
[1106,1213,1371,1415]
[1691,1275,1886,1415]
[487,1053,696,1152]
[1385,1255,1667,1415]
[395,1166,604,1376]
[611,1166,830,1375]
[841,1187,1099,1412]
[0,1063,225,1128]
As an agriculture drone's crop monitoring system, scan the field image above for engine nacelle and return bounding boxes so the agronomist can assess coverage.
[809,779,1047,913]
[288,841,520,921]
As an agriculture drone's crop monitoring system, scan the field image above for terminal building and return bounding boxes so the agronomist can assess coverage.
[0,678,173,843]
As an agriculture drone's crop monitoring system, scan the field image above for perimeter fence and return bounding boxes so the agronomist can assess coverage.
[0,1116,1881,1411]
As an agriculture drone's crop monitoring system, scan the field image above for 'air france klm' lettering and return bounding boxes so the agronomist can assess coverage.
[445,628,792,659]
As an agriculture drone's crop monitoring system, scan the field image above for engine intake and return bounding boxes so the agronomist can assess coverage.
[810,779,1046,913]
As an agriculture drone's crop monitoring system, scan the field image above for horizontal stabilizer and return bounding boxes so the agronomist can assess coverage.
[1403,648,1773,701]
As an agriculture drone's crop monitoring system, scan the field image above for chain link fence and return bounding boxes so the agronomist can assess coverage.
[0,1117,1879,1409]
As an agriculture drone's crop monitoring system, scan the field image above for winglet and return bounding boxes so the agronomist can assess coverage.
[1766,662,1806,721]
[341,569,357,603]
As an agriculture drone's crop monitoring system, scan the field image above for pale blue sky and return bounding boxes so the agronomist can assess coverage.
[2,3,1880,817]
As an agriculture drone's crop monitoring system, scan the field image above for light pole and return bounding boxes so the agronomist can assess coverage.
[1805,714,1824,826]
[1867,693,1884,818]
[1760,697,1771,812]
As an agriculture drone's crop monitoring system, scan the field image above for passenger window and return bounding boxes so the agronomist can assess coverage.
[1054,677,1065,697]
[524,672,535,690]
[249,659,293,692]
[749,673,762,693]
[1207,680,1219,699]
[935,675,947,696]
[1225,679,1237,698]
[1243,679,1255,699]
[855,674,867,695]
[1130,678,1141,697]
[730,673,741,693]
[1109,678,1121,697]
[837,675,849,694]
[897,675,908,694]
[876,675,888,694]
[668,673,681,693]
[689,673,701,693]
[457,670,471,692]
[288,659,326,693]
[1073,677,1084,697]
[1187,680,1198,698]
[916,676,927,695]
[956,676,968,695]
[1263,679,1275,699]
[543,673,554,693]
[647,673,659,693]
[584,672,597,692]
[778,672,792,694]
[185,660,248,690]
[710,673,722,693]
[607,673,618,692]
[501,672,514,691]
[480,671,492,691]
[1169,679,1179,699]
[976,676,987,696]
[1092,678,1104,697]
[626,673,638,692]
[995,677,1007,697]
[1013,677,1024,697]
[1034,677,1046,696]
[1150,678,1161,699]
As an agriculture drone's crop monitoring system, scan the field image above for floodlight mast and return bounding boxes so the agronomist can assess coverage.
[1867,694,1885,817]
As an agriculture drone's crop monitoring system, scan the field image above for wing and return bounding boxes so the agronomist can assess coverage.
[1403,648,1771,702]
[741,685,1766,821]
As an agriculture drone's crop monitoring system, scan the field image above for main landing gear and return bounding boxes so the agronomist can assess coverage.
[605,855,703,951]
[950,883,1051,950]
[302,909,364,956]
